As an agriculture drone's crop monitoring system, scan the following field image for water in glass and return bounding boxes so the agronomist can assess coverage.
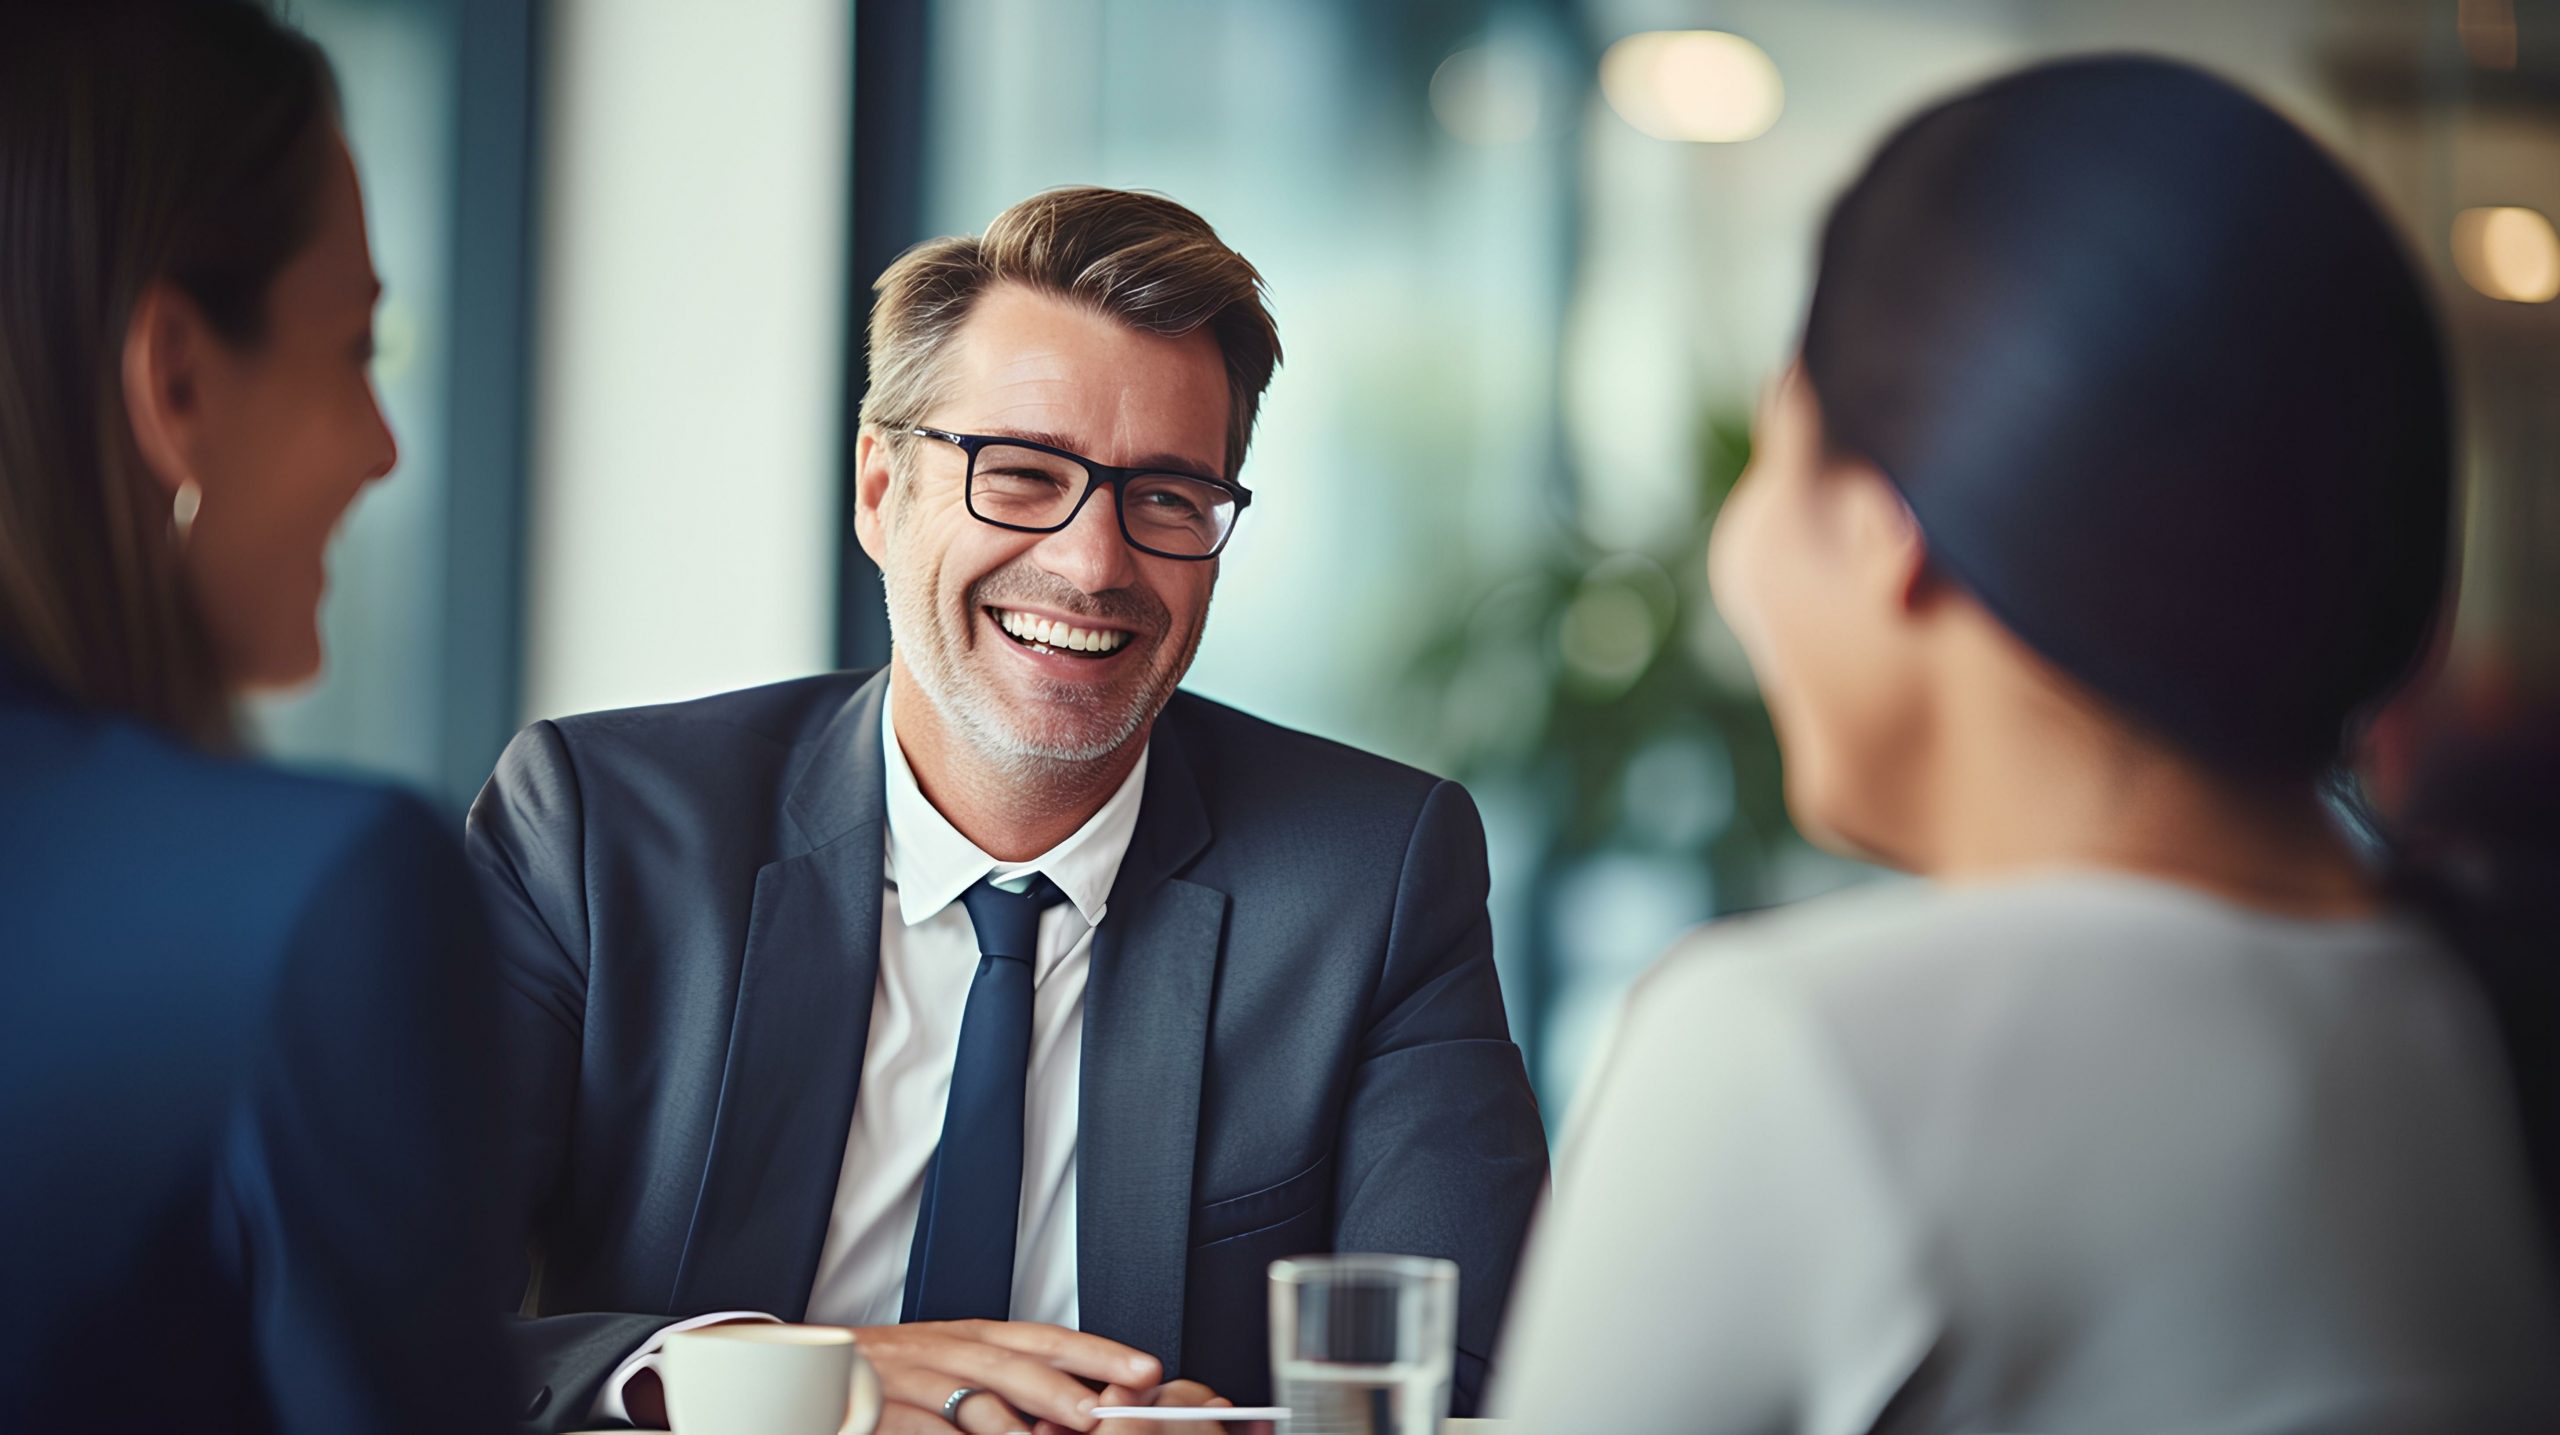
[1275,1357,1452,1435]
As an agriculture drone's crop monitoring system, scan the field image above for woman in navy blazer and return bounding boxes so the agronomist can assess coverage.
[0,3,509,1430]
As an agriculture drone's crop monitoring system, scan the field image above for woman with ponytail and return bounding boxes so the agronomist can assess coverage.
[1497,56,2559,1433]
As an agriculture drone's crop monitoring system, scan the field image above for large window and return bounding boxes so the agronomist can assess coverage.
[888,0,2560,1110]
[252,0,535,814]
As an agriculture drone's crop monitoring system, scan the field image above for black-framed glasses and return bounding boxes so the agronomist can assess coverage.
[908,427,1252,560]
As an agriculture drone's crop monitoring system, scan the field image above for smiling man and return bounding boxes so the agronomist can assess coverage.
[467,188,1548,1434]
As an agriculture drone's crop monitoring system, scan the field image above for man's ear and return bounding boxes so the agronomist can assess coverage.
[852,428,896,567]
[121,281,210,499]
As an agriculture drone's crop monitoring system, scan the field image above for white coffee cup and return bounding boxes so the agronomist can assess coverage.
[662,1324,882,1435]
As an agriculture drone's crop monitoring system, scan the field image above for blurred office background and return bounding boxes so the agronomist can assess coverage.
[263,0,2560,1113]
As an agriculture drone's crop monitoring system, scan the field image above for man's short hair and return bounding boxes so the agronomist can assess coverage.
[860,186,1282,480]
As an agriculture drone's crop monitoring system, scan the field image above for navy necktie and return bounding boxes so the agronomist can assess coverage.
[902,874,1061,1323]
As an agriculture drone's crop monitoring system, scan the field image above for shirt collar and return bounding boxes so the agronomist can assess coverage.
[880,684,1148,930]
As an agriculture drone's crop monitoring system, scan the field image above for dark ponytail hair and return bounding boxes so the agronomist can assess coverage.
[1799,56,2556,1218]
[0,0,340,745]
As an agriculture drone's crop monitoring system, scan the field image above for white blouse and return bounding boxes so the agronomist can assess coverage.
[1495,872,2560,1433]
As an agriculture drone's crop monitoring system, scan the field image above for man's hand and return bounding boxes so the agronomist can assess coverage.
[856,1319,1163,1434]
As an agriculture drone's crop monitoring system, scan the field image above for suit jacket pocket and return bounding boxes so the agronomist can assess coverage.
[1190,1149,1334,1249]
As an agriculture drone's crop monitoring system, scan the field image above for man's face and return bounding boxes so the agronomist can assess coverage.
[856,283,1233,768]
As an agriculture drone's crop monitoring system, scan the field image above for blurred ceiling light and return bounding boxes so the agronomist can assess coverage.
[2459,0,2519,71]
[1432,43,1546,145]
[1600,30,1782,143]
[2452,206,2560,303]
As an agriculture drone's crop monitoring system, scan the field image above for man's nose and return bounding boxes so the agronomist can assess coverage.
[1032,482,1140,594]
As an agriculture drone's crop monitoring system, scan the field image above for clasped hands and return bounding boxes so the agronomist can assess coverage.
[855,1318,1236,1433]
[626,1318,1241,1434]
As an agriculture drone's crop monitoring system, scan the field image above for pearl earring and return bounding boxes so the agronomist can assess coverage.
[172,480,202,543]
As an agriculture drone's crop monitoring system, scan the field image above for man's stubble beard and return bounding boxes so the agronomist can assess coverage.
[882,553,1206,788]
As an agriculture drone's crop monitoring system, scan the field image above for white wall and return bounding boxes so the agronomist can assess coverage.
[521,0,848,721]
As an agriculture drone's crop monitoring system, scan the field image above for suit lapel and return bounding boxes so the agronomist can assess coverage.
[1078,716,1225,1371]
[669,672,891,1316]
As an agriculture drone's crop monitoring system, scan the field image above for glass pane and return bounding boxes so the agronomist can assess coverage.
[1123,474,1235,554]
[917,0,2560,1121]
[970,443,1085,524]
[247,0,456,796]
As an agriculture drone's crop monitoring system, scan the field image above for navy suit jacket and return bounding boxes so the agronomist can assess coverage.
[0,660,510,1433]
[467,668,1549,1427]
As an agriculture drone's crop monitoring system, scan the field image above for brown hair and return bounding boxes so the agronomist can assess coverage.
[859,186,1283,480]
[0,0,339,746]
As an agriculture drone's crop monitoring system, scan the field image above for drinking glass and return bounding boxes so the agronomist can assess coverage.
[1268,1254,1457,1435]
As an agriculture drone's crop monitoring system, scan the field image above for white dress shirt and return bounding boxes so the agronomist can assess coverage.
[595,688,1149,1419]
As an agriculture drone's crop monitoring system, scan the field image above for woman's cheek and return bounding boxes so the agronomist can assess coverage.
[1708,480,1788,697]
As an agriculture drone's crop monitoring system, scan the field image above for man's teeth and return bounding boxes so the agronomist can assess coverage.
[994,608,1131,654]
